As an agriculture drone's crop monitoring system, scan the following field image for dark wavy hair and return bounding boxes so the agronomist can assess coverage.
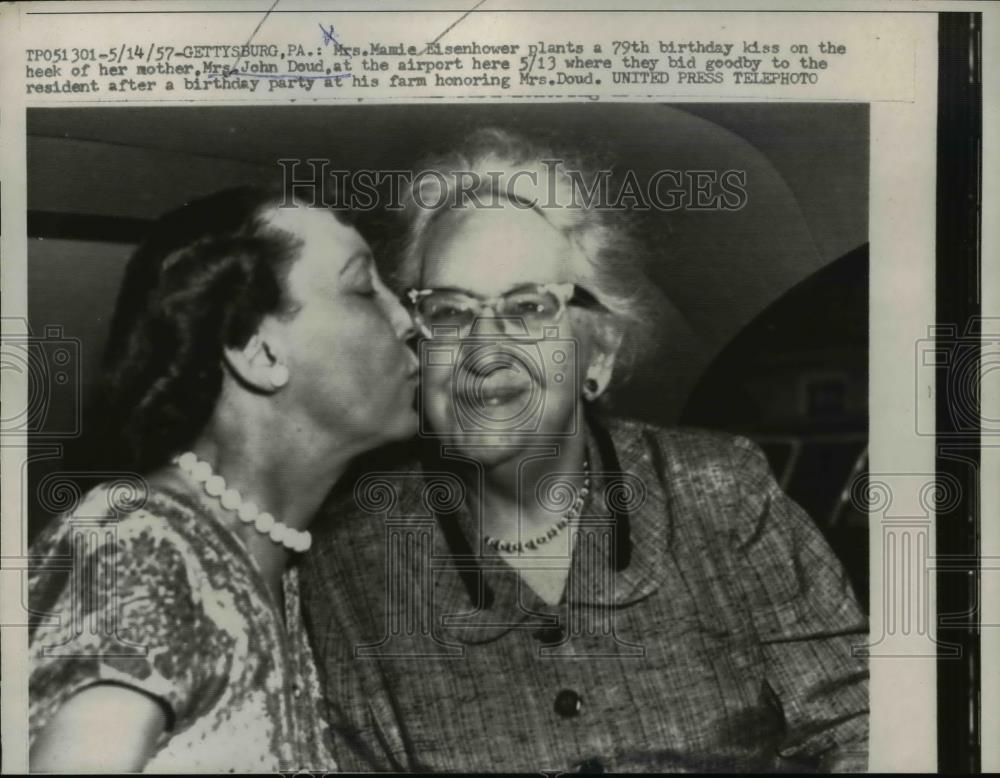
[93,186,316,473]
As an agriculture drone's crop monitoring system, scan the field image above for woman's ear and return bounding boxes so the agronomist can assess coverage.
[223,334,290,393]
[583,326,623,401]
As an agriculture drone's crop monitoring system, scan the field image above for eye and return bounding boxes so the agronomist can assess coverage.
[504,292,557,318]
[430,303,467,318]
[510,299,544,315]
[343,255,378,299]
[355,273,377,298]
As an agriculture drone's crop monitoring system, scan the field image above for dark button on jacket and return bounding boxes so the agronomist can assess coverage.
[533,626,566,646]
[554,689,583,718]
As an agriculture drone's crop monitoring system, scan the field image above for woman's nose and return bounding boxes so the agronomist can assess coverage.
[371,272,418,342]
[383,290,418,342]
[467,305,511,337]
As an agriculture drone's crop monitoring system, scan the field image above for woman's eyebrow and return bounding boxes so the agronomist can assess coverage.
[419,283,543,296]
[422,285,474,295]
[501,282,545,294]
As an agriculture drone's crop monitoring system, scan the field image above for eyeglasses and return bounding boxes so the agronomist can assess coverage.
[405,282,601,339]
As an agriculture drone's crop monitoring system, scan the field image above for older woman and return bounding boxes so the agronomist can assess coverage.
[28,187,418,772]
[302,129,869,772]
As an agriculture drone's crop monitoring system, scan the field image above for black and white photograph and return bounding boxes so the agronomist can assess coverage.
[22,102,871,772]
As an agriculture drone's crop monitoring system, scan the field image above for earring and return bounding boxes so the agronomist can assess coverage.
[271,364,290,388]
[583,377,599,400]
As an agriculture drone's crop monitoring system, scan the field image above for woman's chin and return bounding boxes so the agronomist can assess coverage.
[394,407,421,439]
[367,406,420,448]
[430,430,532,462]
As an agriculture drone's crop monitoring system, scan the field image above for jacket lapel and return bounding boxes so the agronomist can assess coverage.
[424,417,675,644]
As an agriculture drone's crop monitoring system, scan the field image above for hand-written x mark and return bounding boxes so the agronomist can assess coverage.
[320,23,353,57]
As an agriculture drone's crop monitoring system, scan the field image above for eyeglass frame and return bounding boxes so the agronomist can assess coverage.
[404,282,603,339]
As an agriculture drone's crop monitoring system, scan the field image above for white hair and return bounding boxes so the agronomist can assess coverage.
[393,127,661,399]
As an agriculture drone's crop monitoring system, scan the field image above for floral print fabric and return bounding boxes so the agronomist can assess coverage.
[28,483,336,773]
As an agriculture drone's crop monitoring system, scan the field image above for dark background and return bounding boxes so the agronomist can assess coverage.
[25,103,869,607]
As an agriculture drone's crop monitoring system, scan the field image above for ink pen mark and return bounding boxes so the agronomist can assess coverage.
[209,16,357,82]
[420,0,488,54]
[236,0,281,68]
[319,22,352,57]
[207,71,352,81]
[221,0,282,77]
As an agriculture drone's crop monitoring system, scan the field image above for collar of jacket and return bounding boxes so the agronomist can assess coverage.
[425,414,673,645]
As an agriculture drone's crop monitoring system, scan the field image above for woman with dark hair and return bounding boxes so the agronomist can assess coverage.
[27,187,419,772]
[301,129,870,772]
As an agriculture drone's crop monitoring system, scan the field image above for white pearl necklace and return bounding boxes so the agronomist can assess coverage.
[484,457,590,554]
[172,451,312,553]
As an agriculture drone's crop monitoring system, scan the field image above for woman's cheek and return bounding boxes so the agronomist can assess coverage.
[351,308,396,363]
[420,368,454,424]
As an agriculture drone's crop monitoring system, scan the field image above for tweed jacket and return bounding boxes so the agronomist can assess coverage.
[301,418,869,773]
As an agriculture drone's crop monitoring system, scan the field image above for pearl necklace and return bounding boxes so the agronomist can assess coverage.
[172,451,312,553]
[484,457,590,554]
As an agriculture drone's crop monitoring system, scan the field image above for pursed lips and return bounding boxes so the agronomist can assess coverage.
[465,365,534,406]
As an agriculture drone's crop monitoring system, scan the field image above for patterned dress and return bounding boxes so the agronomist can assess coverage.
[28,482,336,773]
